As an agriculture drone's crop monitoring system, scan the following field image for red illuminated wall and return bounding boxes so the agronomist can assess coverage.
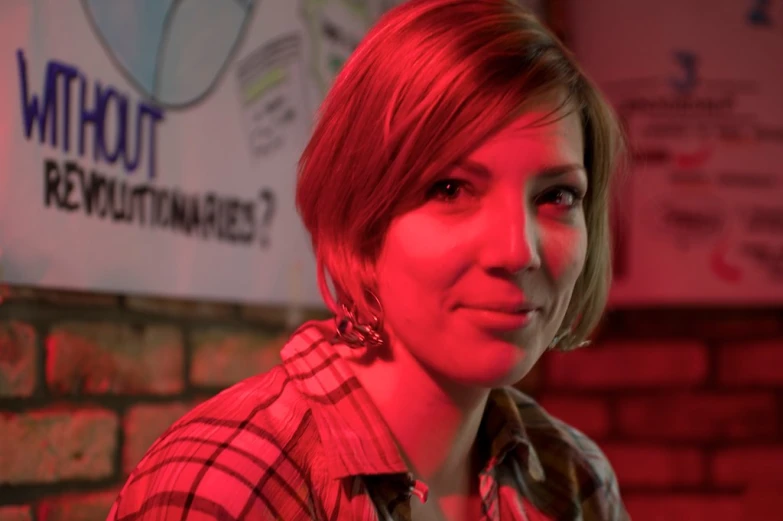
[528,308,783,520]
[0,287,781,520]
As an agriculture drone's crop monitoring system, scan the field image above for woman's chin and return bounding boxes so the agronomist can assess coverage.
[441,347,536,389]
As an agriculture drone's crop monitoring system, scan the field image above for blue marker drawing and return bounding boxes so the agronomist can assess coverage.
[747,0,772,26]
[671,50,698,95]
[82,0,256,108]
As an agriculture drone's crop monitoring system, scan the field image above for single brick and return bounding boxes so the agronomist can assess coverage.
[190,328,287,387]
[618,393,778,441]
[0,321,37,396]
[41,291,119,307]
[0,409,117,484]
[0,506,32,521]
[546,340,708,388]
[712,446,783,487]
[46,322,183,395]
[536,396,610,438]
[123,403,193,474]
[38,490,118,521]
[239,305,289,326]
[601,444,705,487]
[240,304,330,326]
[623,494,743,521]
[125,297,235,319]
[718,340,783,386]
[2,286,118,307]
[743,481,783,520]
[620,309,782,339]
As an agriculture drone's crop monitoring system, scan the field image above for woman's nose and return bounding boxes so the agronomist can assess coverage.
[478,197,542,275]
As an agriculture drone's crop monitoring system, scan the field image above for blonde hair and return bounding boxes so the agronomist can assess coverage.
[296,0,625,348]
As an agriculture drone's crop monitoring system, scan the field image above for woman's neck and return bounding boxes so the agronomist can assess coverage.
[337,335,490,499]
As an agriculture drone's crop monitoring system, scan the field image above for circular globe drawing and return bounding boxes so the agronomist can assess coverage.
[82,0,256,108]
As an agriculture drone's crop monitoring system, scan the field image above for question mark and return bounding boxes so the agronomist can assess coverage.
[258,188,276,248]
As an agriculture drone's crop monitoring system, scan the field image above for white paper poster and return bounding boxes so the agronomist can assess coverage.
[0,0,554,305]
[566,0,783,305]
[0,0,402,305]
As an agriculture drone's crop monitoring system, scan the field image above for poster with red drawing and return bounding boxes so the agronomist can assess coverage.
[564,0,783,305]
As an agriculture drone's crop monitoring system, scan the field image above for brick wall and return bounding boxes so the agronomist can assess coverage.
[524,308,783,521]
[0,286,328,521]
[0,286,781,520]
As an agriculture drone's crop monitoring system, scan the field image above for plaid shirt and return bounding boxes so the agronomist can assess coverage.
[108,321,629,520]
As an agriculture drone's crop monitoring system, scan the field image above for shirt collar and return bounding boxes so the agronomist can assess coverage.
[482,387,546,482]
[280,321,544,483]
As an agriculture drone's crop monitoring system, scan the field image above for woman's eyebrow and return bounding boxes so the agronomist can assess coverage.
[538,163,586,179]
[455,160,586,180]
[454,159,492,179]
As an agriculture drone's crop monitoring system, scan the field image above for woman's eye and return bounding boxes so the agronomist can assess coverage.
[427,178,469,202]
[536,186,584,210]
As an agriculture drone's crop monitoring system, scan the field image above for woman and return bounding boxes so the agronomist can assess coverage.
[109,0,628,519]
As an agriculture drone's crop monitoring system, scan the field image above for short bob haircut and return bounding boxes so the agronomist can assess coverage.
[296,0,624,350]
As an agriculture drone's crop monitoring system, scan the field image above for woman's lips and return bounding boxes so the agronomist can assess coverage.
[457,306,539,331]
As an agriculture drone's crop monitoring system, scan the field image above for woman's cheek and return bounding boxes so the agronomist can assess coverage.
[540,224,588,282]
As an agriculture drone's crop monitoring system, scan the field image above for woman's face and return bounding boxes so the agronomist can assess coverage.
[374,102,587,388]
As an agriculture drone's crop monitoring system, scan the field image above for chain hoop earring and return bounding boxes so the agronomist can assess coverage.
[334,291,384,349]
[548,329,592,351]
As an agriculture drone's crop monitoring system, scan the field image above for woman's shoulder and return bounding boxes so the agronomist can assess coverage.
[504,387,628,520]
[109,364,324,520]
